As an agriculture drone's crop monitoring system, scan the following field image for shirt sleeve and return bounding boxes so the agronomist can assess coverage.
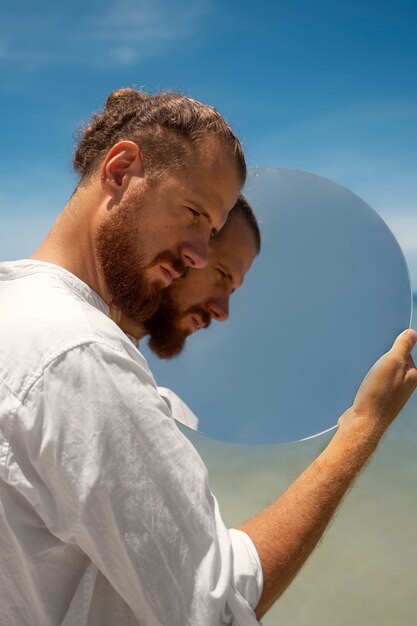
[229,529,264,611]
[21,340,262,625]
[157,386,200,430]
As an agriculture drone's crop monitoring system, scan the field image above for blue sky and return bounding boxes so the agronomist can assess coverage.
[1,0,417,286]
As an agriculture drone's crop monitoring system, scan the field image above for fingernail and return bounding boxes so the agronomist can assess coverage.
[407,328,417,342]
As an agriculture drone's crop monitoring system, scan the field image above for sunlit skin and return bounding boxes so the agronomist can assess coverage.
[113,208,258,344]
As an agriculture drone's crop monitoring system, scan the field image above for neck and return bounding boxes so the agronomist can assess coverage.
[109,307,147,341]
[31,180,112,304]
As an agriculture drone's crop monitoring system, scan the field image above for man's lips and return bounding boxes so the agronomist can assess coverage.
[159,265,182,285]
[181,307,211,333]
[191,315,206,331]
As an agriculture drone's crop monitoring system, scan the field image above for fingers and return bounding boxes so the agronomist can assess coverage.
[390,328,417,361]
[405,354,417,376]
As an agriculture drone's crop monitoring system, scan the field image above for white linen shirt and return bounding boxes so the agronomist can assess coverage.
[0,260,262,626]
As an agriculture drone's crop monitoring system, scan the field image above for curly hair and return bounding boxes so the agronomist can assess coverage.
[73,88,246,184]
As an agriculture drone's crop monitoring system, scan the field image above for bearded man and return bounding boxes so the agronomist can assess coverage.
[0,87,416,626]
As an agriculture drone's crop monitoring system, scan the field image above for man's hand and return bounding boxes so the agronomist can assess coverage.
[339,328,417,440]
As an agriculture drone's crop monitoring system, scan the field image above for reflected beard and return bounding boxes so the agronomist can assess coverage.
[145,293,211,359]
[95,189,163,325]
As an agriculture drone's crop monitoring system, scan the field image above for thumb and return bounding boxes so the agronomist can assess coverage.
[390,328,417,360]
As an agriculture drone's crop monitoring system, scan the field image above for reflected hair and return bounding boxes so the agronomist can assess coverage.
[73,87,246,184]
[232,194,261,254]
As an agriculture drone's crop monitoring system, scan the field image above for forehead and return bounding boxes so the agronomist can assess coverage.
[179,139,242,227]
[210,210,258,278]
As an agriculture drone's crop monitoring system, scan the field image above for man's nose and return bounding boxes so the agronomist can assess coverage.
[206,294,229,322]
[179,239,209,270]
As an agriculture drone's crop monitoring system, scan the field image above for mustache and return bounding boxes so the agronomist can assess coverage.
[182,305,212,329]
[151,251,188,278]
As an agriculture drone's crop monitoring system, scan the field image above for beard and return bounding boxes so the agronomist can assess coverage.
[95,185,186,325]
[144,289,211,359]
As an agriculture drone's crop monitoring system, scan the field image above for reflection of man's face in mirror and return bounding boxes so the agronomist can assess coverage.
[116,196,260,357]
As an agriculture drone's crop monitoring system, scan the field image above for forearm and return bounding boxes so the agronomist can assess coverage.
[240,329,417,619]
[240,409,381,619]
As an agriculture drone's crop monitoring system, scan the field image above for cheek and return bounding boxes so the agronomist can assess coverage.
[180,274,209,302]
[173,285,193,309]
[178,315,191,332]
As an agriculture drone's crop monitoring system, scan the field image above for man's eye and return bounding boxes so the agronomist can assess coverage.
[187,207,199,218]
[217,268,226,278]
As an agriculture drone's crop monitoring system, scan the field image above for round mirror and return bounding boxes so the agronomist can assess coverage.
[142,168,412,444]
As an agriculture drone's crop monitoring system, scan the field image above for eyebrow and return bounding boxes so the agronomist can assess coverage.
[218,261,244,290]
[190,200,220,235]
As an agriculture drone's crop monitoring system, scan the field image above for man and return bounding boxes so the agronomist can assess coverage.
[0,87,416,625]
[0,88,262,626]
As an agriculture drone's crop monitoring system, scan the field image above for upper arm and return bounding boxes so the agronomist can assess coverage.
[20,342,259,624]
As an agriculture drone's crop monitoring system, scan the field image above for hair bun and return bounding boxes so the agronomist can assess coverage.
[105,88,149,111]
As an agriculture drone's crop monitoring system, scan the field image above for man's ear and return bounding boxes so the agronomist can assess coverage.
[100,140,144,198]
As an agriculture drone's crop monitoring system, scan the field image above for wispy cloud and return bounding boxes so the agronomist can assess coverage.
[256,98,417,168]
[0,0,210,69]
[254,97,417,215]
